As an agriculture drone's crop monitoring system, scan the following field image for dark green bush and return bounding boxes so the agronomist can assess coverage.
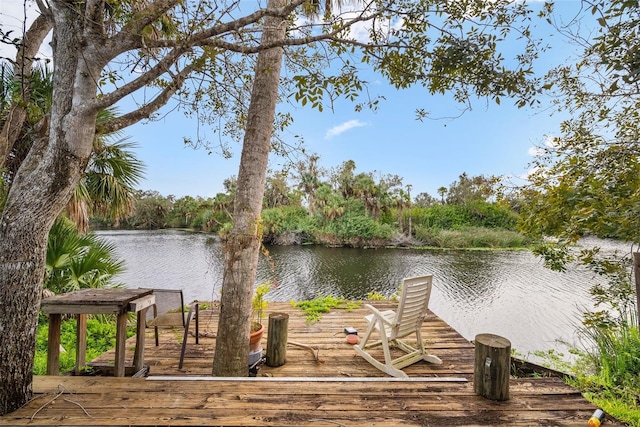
[412,202,519,231]
[414,226,530,248]
[464,201,519,230]
[329,212,391,241]
[412,205,471,230]
[262,207,312,236]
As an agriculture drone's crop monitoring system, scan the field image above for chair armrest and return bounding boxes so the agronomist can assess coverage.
[363,304,395,326]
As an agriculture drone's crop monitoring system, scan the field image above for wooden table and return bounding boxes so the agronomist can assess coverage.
[40,288,155,377]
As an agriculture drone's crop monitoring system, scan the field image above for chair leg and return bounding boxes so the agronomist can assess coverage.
[178,304,197,370]
[357,319,376,348]
[353,320,409,378]
[354,344,408,378]
[415,327,442,364]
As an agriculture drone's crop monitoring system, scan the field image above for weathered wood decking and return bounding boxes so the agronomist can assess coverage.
[0,302,624,426]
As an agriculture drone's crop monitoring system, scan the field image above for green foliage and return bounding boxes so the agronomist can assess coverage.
[34,317,134,375]
[102,162,528,249]
[189,209,212,230]
[412,202,518,231]
[328,212,391,241]
[121,190,171,229]
[518,0,640,248]
[252,281,271,325]
[165,196,211,229]
[261,206,312,240]
[529,348,575,374]
[445,173,500,205]
[1,62,54,181]
[414,226,530,249]
[569,313,640,426]
[83,136,144,222]
[366,290,387,300]
[464,201,519,229]
[46,217,124,294]
[292,295,360,323]
[367,289,399,301]
[412,205,471,230]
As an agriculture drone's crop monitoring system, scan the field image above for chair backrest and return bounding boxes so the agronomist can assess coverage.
[145,289,186,327]
[392,275,433,338]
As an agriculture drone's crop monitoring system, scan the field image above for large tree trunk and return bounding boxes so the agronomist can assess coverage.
[212,0,287,376]
[0,2,99,414]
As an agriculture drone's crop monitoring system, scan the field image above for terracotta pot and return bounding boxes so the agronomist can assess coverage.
[249,322,265,352]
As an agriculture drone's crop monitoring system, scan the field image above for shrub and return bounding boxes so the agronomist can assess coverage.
[412,205,471,230]
[329,212,385,241]
[34,317,134,375]
[464,201,519,230]
[412,202,519,231]
[261,206,312,243]
[192,209,228,232]
[414,226,530,248]
[571,313,640,426]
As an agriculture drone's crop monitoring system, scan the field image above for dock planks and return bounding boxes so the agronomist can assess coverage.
[0,301,624,426]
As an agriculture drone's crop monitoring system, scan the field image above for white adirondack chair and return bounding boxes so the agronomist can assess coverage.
[353,275,442,378]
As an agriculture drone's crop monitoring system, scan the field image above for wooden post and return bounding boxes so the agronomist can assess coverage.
[46,313,62,375]
[114,312,128,377]
[76,314,87,373]
[474,333,511,401]
[266,312,289,367]
[133,307,149,372]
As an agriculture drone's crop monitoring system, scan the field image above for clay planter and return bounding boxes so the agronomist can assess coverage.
[249,322,265,352]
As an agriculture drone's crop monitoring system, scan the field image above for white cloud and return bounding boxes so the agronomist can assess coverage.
[544,134,559,148]
[528,134,559,157]
[325,119,367,139]
[528,146,545,156]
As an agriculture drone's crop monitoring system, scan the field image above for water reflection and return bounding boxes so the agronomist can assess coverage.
[97,229,602,359]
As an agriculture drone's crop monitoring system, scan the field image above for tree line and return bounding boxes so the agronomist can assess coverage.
[95,164,525,248]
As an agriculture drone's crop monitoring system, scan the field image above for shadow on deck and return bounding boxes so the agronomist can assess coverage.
[0,302,624,426]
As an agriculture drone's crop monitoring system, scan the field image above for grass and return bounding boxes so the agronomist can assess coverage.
[34,316,135,375]
[291,295,361,322]
[566,314,640,426]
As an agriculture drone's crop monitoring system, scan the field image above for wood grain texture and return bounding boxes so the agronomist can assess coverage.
[0,302,623,426]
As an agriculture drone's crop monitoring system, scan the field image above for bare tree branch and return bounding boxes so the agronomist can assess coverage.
[98,62,197,133]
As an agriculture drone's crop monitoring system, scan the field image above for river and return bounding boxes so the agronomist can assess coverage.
[96,229,625,362]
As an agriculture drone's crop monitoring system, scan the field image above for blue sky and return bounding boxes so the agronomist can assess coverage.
[1,0,588,200]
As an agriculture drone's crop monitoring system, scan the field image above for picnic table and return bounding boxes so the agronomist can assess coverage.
[40,288,155,377]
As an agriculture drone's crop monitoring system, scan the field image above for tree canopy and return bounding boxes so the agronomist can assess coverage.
[518,0,640,324]
[1,0,546,414]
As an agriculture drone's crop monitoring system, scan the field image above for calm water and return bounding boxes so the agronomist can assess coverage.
[96,230,622,360]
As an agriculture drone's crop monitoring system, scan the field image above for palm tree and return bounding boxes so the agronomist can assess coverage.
[212,0,289,375]
[69,133,145,232]
[437,187,447,204]
[2,62,141,295]
[45,217,124,295]
[1,62,144,232]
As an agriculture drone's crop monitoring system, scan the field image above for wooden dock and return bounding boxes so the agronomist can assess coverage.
[0,302,623,426]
